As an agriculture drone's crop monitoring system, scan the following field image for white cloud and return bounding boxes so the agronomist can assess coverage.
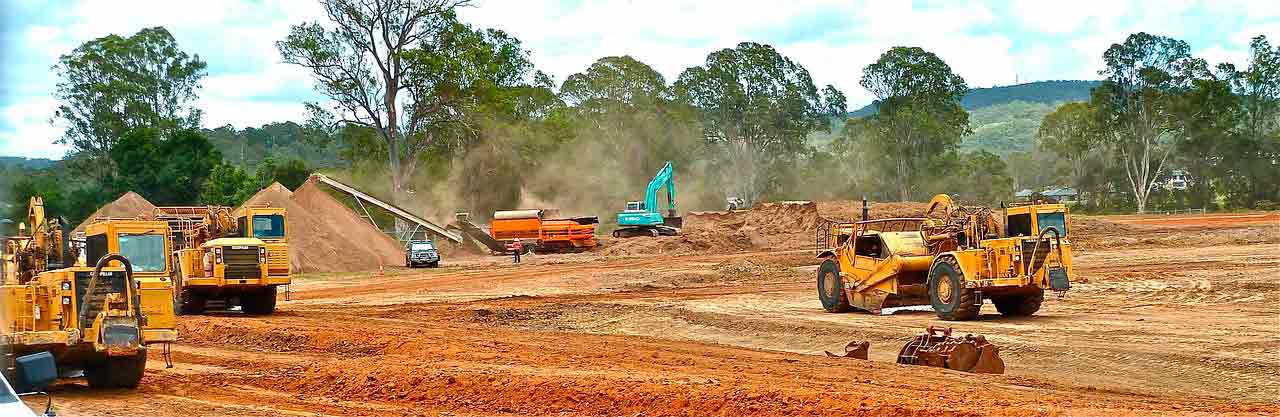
[0,98,69,159]
[4,0,1276,159]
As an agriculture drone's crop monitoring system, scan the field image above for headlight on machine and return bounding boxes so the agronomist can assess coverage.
[259,246,267,262]
[215,247,223,264]
[61,281,71,290]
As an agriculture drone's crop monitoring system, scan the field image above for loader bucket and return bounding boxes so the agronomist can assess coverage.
[825,341,869,360]
[896,327,1005,374]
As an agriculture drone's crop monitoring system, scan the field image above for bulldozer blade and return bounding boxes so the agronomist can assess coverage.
[825,341,869,360]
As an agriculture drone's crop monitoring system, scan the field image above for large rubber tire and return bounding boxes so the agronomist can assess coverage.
[928,257,980,321]
[429,261,439,268]
[180,290,206,315]
[993,289,1044,317]
[817,259,852,313]
[85,349,146,389]
[241,287,277,315]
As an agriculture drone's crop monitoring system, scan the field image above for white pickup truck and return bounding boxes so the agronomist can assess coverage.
[0,372,39,417]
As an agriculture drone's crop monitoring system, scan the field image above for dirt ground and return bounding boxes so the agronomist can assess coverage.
[27,211,1280,416]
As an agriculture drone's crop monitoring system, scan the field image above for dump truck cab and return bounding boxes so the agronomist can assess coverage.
[236,206,290,282]
[405,240,440,268]
[155,206,286,315]
[81,220,178,345]
[817,195,1074,321]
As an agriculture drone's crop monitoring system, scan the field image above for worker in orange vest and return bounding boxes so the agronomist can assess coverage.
[509,240,523,264]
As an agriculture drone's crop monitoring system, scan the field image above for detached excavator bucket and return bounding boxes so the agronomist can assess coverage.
[896,327,1005,374]
[825,341,870,360]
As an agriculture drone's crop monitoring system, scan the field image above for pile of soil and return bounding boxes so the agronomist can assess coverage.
[236,181,405,273]
[72,191,157,235]
[816,200,930,221]
[602,201,821,256]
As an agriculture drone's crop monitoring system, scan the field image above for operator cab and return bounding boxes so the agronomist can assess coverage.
[624,201,645,212]
[238,212,286,241]
[1005,204,1069,238]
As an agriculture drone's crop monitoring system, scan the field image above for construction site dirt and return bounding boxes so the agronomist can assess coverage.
[27,209,1279,417]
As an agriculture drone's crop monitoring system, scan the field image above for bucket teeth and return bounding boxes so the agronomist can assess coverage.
[825,340,870,360]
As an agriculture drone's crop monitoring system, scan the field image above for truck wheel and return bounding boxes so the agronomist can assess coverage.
[180,291,206,315]
[242,287,277,315]
[928,257,979,321]
[993,289,1044,317]
[429,261,439,268]
[86,349,146,389]
[817,259,852,313]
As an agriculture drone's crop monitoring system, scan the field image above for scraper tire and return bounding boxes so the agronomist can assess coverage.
[993,289,1043,317]
[818,259,852,313]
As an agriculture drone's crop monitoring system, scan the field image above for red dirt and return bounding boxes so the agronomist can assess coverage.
[71,191,157,235]
[35,202,1280,417]
[817,200,931,221]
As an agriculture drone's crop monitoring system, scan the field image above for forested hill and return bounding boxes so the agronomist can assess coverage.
[0,156,57,170]
[849,80,1099,117]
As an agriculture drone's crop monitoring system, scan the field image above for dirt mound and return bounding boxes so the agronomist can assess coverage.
[234,181,404,273]
[603,201,819,256]
[73,191,157,234]
[291,181,405,271]
[817,200,930,221]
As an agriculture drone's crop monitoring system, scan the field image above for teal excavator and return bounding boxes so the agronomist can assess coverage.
[614,162,682,238]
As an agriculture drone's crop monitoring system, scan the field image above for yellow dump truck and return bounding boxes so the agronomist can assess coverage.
[816,194,1073,320]
[154,206,289,315]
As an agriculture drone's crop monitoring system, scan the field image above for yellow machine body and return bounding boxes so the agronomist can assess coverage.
[81,220,180,344]
[154,205,289,314]
[817,195,1074,320]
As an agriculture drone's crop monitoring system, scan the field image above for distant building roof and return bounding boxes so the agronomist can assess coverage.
[1043,187,1078,198]
[1015,189,1035,198]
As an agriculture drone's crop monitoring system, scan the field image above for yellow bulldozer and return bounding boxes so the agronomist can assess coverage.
[152,205,290,315]
[2,197,176,389]
[816,194,1073,320]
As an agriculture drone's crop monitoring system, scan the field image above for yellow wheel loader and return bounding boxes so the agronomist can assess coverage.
[816,194,1073,320]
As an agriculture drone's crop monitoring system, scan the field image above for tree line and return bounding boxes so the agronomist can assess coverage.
[1038,34,1279,213]
[7,0,1277,229]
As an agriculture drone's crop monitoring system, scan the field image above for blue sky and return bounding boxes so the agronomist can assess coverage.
[1,0,1276,159]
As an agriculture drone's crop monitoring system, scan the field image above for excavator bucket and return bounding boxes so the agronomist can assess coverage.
[825,341,870,360]
[896,327,1005,374]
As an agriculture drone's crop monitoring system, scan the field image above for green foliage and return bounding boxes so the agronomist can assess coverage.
[200,163,257,207]
[255,157,311,191]
[673,42,845,203]
[106,128,221,205]
[202,122,338,170]
[278,0,538,202]
[904,150,1016,204]
[965,101,1057,154]
[1090,32,1200,213]
[53,26,207,180]
[858,46,971,201]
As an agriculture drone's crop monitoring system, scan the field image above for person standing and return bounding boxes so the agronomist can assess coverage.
[510,240,523,264]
